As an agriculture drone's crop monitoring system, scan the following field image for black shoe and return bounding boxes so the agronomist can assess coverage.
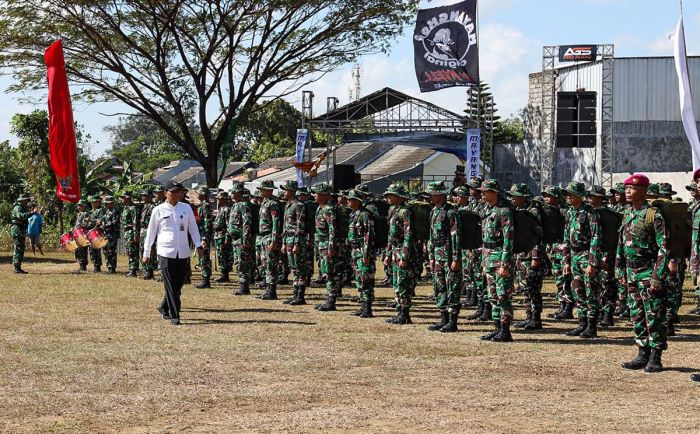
[554,303,574,320]
[580,318,598,339]
[439,312,459,333]
[351,304,364,316]
[523,311,543,331]
[214,274,230,283]
[195,279,211,289]
[157,306,171,320]
[477,303,492,321]
[621,347,651,370]
[644,349,663,373]
[92,266,101,273]
[360,302,374,318]
[170,318,181,326]
[313,277,326,285]
[261,285,278,300]
[515,311,532,328]
[78,264,88,272]
[279,276,290,285]
[126,270,138,278]
[690,373,700,382]
[13,266,28,274]
[378,276,391,287]
[105,268,116,275]
[234,283,251,296]
[428,311,449,331]
[491,322,513,342]
[466,302,485,320]
[389,307,411,325]
[548,302,565,319]
[480,321,501,341]
[565,316,588,336]
[385,306,401,323]
[283,286,299,304]
[599,310,615,327]
[467,289,478,307]
[289,287,307,305]
[667,321,676,337]
[317,297,337,311]
[142,271,154,280]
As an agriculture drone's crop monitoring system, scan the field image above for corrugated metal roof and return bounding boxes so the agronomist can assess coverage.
[359,145,435,177]
[257,149,325,170]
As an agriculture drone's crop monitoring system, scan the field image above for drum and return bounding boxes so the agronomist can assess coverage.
[72,227,89,247]
[87,227,108,249]
[60,232,78,252]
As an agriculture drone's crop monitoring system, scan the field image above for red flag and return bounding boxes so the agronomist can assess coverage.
[45,40,80,203]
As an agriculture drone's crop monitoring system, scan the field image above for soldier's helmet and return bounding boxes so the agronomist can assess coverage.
[506,183,532,198]
[280,180,298,191]
[257,180,276,191]
[564,181,587,197]
[658,182,676,197]
[426,181,449,195]
[383,184,410,199]
[478,179,501,193]
[588,185,607,198]
[454,186,470,198]
[312,182,332,194]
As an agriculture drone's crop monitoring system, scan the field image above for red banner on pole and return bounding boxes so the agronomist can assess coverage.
[45,40,80,203]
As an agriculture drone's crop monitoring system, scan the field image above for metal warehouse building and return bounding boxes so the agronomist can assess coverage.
[495,50,700,196]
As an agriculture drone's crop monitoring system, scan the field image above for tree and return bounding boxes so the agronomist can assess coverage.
[0,0,419,186]
[238,99,301,163]
[494,116,525,145]
[465,82,500,131]
[0,140,23,223]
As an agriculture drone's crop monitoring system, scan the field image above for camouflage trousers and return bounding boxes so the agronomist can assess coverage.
[665,260,685,320]
[124,231,140,271]
[351,250,375,303]
[139,233,155,272]
[549,245,572,303]
[103,235,118,270]
[75,246,88,267]
[89,246,102,268]
[319,250,338,297]
[198,244,212,279]
[463,249,485,301]
[570,252,600,319]
[11,227,25,267]
[515,255,544,315]
[691,256,700,300]
[255,238,265,280]
[233,241,255,284]
[391,263,414,308]
[278,248,290,282]
[432,256,462,314]
[258,234,279,285]
[284,240,307,287]
[626,267,668,350]
[482,248,514,324]
[215,238,233,274]
[305,239,314,282]
[599,254,617,315]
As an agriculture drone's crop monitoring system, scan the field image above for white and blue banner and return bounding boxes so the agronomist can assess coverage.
[295,129,309,186]
[466,128,481,178]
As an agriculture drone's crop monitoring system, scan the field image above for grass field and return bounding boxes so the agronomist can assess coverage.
[2,251,700,433]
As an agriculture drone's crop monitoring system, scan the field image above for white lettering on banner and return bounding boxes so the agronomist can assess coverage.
[466,128,481,178]
[295,129,308,186]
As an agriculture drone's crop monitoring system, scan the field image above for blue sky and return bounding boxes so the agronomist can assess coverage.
[0,0,698,157]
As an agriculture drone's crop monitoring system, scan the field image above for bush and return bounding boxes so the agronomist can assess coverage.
[0,224,64,252]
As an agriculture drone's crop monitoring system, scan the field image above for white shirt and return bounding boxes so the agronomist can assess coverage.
[143,201,202,259]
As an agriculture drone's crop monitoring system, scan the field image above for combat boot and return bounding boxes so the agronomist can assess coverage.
[195,278,211,289]
[428,310,449,331]
[466,302,484,320]
[515,310,532,328]
[261,284,278,300]
[477,302,492,321]
[439,311,459,333]
[78,264,88,272]
[234,282,250,296]
[524,310,543,331]
[142,270,154,280]
[621,346,651,370]
[689,297,700,315]
[317,296,337,311]
[92,265,101,273]
[105,268,116,275]
[214,272,230,283]
[599,310,615,327]
[283,286,299,304]
[13,265,28,274]
[491,322,513,342]
[667,320,676,337]
[126,270,138,278]
[360,302,374,318]
[617,305,630,319]
[554,302,574,320]
[580,317,598,339]
[289,286,307,305]
[351,302,364,316]
[392,306,412,325]
[644,349,663,373]
[480,321,501,341]
[385,306,401,323]
[547,302,565,319]
[565,316,588,336]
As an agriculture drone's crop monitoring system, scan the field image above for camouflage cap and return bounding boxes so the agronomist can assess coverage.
[296,186,311,197]
[506,183,532,198]
[103,195,115,203]
[647,183,660,196]
[312,182,332,194]
[153,185,165,193]
[141,187,154,196]
[658,182,676,196]
[468,176,484,189]
[613,182,625,194]
[478,178,501,193]
[120,191,133,199]
[356,183,370,193]
[383,183,410,199]
[426,181,449,195]
[89,195,102,202]
[77,199,89,206]
[16,193,31,201]
[686,181,698,191]
[257,179,275,191]
[541,186,560,198]
[280,180,298,191]
[229,182,245,193]
[453,186,470,198]
[346,189,365,201]
[588,185,607,197]
[195,186,209,196]
[564,181,587,197]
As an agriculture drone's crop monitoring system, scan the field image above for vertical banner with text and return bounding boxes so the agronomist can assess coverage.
[295,129,309,186]
[466,129,481,178]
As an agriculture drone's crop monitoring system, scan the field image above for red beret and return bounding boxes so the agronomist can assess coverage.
[694,168,700,182]
[623,173,650,187]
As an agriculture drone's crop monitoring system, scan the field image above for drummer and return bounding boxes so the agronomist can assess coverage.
[87,195,105,273]
[74,199,91,272]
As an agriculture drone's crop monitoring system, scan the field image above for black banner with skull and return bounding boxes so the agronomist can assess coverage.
[413,0,479,92]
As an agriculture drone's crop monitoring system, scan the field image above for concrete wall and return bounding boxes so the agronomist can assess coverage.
[612,121,695,172]
[612,171,695,202]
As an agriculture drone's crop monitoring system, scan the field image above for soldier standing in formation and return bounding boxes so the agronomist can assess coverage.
[10,194,35,274]
[121,193,140,277]
[313,183,339,311]
[689,181,700,315]
[542,186,574,320]
[229,182,255,296]
[139,189,157,280]
[213,191,233,283]
[101,196,121,274]
[73,199,90,272]
[87,195,105,273]
[195,186,214,289]
[383,184,415,325]
[346,189,375,318]
[280,181,308,305]
[257,180,283,300]
[587,185,616,327]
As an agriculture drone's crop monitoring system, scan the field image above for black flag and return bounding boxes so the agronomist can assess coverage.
[413,0,479,93]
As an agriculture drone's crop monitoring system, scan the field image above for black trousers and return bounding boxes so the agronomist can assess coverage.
[158,255,188,319]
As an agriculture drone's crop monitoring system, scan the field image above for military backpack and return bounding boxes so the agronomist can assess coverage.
[595,208,623,254]
[649,199,691,259]
[458,209,482,249]
[512,208,543,254]
[407,200,432,242]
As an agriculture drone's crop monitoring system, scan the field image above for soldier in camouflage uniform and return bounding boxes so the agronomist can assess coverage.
[610,182,630,318]
[478,179,515,342]
[542,186,574,320]
[229,182,255,295]
[213,191,233,283]
[383,184,415,325]
[346,189,376,318]
[101,196,121,274]
[617,174,670,373]
[279,181,309,305]
[588,185,617,327]
[256,180,283,300]
[425,181,462,332]
[562,181,602,338]
[297,187,317,288]
[73,199,91,272]
[657,182,683,336]
[688,181,700,315]
[195,186,214,288]
[313,182,340,311]
[508,183,546,331]
[10,194,35,274]
[87,196,105,273]
[139,188,157,280]
[120,193,140,277]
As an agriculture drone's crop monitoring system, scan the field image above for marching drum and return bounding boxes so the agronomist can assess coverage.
[87,227,108,249]
[71,227,89,247]
[60,232,78,252]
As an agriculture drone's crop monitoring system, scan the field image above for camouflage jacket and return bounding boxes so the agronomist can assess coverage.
[348,207,374,261]
[10,203,32,231]
[283,199,306,246]
[611,203,628,214]
[258,197,282,244]
[563,203,602,267]
[88,207,105,230]
[213,206,230,241]
[74,211,91,230]
[139,203,155,236]
[387,203,413,262]
[692,205,700,270]
[615,203,669,287]
[121,205,139,233]
[198,201,214,241]
[690,199,700,217]
[229,200,254,246]
[481,198,514,264]
[466,197,487,219]
[314,202,337,251]
[427,203,461,262]
[102,207,121,236]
